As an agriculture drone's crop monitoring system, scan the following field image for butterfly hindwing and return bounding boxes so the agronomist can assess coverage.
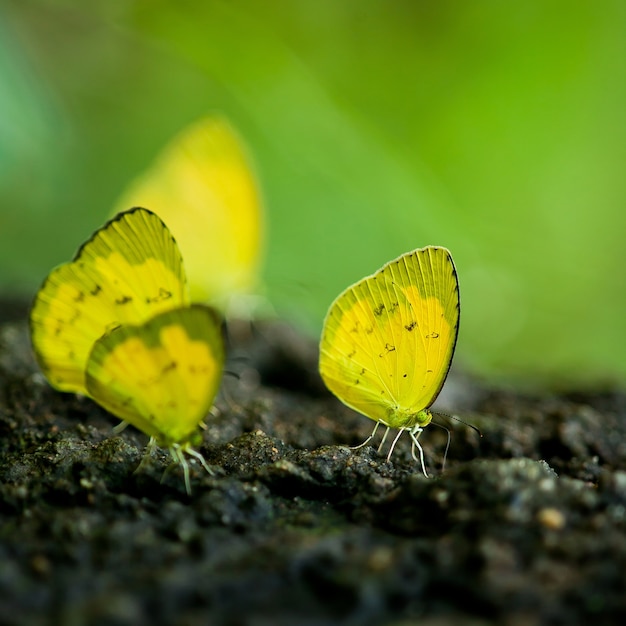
[85,305,224,448]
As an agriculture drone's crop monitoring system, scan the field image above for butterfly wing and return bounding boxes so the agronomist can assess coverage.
[319,246,459,429]
[30,208,189,394]
[112,115,264,307]
[85,305,225,447]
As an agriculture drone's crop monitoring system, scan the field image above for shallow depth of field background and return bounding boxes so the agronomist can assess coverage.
[1,1,624,387]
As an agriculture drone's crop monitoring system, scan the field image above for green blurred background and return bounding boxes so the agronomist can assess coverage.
[1,1,624,387]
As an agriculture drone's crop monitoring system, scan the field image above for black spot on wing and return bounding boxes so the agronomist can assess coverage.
[147,288,173,304]
[379,343,396,357]
[162,361,177,374]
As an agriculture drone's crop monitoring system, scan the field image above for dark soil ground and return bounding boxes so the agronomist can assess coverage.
[1,299,625,626]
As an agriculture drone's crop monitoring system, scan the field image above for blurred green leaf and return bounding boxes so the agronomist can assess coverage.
[1,0,624,385]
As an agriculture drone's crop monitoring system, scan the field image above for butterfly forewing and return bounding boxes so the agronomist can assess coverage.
[29,208,189,394]
[386,247,459,412]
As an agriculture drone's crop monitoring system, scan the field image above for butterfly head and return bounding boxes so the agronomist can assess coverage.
[385,407,433,431]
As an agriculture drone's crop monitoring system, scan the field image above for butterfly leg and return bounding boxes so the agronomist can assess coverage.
[167,445,192,495]
[376,426,391,454]
[409,427,428,478]
[218,371,242,413]
[186,446,215,477]
[159,449,177,486]
[134,437,159,475]
[376,425,391,454]
[180,456,192,496]
[112,420,129,435]
[352,421,381,450]
[386,429,405,462]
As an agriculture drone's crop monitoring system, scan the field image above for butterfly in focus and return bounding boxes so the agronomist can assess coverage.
[111,115,264,314]
[318,246,460,474]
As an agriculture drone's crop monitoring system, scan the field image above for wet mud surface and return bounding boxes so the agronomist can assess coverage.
[1,305,625,625]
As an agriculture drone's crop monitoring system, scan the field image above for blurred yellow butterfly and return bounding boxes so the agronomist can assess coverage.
[86,304,225,494]
[30,208,189,395]
[112,115,264,312]
[319,246,459,475]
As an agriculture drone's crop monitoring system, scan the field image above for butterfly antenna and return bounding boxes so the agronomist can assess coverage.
[430,421,451,472]
[219,370,241,411]
[435,412,483,439]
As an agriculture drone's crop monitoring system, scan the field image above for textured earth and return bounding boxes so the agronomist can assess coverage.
[0,300,625,626]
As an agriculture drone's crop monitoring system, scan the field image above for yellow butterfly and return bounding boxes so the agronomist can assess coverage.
[30,208,189,395]
[86,304,225,494]
[318,246,460,474]
[112,115,264,311]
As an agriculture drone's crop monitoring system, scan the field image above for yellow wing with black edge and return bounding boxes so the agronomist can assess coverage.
[319,246,459,430]
[30,208,189,394]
